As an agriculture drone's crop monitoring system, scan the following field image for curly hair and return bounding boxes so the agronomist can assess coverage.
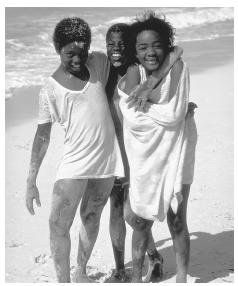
[53,17,91,53]
[130,10,175,62]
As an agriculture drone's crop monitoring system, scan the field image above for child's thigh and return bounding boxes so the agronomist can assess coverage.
[50,179,88,222]
[80,177,115,212]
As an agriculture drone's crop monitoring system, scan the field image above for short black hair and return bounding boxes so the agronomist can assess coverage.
[106,23,135,64]
[53,17,91,53]
[106,23,131,43]
[130,10,175,61]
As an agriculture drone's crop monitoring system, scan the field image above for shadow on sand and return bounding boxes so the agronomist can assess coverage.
[104,230,234,283]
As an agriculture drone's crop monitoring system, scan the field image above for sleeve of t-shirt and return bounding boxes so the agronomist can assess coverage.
[38,82,54,124]
[92,52,111,87]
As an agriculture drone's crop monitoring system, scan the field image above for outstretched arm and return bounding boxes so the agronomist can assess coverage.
[26,122,52,215]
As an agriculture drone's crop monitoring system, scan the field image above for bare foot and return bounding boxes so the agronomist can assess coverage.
[131,277,143,283]
[113,269,127,282]
[72,267,95,283]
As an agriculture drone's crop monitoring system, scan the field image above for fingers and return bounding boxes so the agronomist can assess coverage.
[127,96,137,108]
[125,94,135,103]
[35,195,41,207]
[135,97,147,112]
[26,192,41,215]
[26,197,35,215]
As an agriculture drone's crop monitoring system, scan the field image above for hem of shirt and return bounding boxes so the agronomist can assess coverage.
[55,173,124,182]
[38,119,53,124]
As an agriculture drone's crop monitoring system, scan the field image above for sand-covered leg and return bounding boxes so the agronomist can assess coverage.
[49,179,86,283]
[167,184,190,283]
[124,190,153,282]
[109,182,127,282]
[75,177,114,282]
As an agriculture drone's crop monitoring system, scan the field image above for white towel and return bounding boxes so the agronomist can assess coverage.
[118,60,190,221]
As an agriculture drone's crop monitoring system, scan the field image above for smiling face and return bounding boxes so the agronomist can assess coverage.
[106,32,127,68]
[135,30,166,74]
[59,41,89,76]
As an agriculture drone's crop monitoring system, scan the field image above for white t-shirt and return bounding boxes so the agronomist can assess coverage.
[38,52,124,181]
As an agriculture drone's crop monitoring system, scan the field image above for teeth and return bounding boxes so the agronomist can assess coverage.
[146,60,157,64]
[112,53,121,60]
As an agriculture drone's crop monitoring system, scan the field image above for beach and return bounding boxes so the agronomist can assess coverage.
[5,7,234,283]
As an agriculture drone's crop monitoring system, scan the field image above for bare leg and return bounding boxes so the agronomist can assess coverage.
[124,190,153,282]
[109,186,126,281]
[145,232,164,282]
[167,184,191,283]
[75,177,114,282]
[147,231,156,253]
[49,179,87,283]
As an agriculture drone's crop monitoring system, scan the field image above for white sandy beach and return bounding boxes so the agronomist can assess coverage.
[5,58,234,282]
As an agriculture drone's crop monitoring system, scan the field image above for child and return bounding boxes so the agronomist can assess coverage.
[118,11,197,282]
[26,17,124,283]
[105,22,184,282]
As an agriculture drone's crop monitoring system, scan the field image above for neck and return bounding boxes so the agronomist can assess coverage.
[61,64,89,81]
[111,64,128,77]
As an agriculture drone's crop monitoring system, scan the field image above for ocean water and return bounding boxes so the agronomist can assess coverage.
[5,7,234,98]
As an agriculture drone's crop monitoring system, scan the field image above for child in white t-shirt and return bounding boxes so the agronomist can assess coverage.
[26,17,124,283]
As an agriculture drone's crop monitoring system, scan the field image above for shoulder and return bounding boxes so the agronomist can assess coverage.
[171,58,184,74]
[39,77,56,101]
[124,65,140,93]
[126,64,140,75]
[126,65,140,82]
[88,51,108,63]
[170,59,189,80]
[126,64,140,80]
[40,77,53,92]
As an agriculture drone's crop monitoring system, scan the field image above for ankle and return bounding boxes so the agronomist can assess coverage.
[176,273,187,283]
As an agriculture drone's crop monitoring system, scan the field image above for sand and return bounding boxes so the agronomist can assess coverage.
[5,59,234,283]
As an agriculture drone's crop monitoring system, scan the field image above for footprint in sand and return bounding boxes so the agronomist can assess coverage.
[34,253,51,264]
[6,241,24,248]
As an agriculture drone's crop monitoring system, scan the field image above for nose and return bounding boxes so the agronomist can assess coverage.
[113,44,120,52]
[72,55,81,64]
[147,47,156,56]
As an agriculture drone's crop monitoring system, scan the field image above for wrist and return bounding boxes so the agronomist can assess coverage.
[27,176,36,186]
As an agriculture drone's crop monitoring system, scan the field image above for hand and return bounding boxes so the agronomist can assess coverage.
[26,180,41,215]
[126,85,151,112]
[186,102,198,119]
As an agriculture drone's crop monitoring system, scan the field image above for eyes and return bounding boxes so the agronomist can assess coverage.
[107,41,125,49]
[63,50,88,59]
[136,43,164,51]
